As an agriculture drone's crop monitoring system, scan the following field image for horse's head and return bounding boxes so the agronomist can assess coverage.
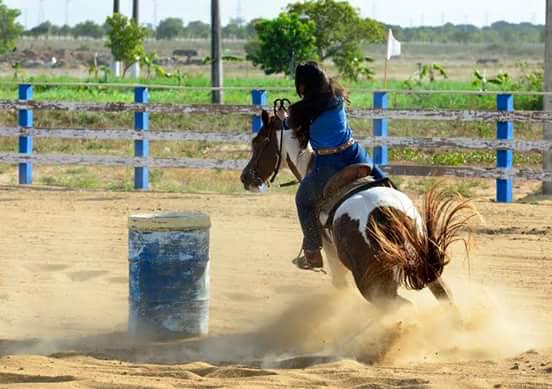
[240,110,283,192]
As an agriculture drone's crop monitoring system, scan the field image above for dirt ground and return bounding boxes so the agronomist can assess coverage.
[0,183,551,388]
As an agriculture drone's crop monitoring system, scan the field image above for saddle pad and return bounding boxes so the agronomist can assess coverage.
[319,177,396,228]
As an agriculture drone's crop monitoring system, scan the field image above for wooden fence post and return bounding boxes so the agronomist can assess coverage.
[251,89,267,133]
[373,91,388,165]
[134,87,149,190]
[496,93,514,203]
[18,84,33,185]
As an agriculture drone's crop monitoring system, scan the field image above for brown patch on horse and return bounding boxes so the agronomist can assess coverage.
[366,186,477,290]
[332,213,401,305]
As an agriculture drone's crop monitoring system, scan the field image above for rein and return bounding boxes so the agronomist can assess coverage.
[269,98,291,185]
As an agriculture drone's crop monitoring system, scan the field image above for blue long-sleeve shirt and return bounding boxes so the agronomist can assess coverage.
[284,96,386,179]
[308,97,352,150]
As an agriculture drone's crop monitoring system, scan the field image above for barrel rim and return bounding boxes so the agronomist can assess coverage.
[129,211,211,231]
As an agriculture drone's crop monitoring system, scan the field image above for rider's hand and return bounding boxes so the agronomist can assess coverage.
[276,107,288,121]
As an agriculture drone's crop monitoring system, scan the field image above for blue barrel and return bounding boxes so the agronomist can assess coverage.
[128,212,210,338]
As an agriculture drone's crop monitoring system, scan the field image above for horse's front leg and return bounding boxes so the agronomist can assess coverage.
[427,276,464,325]
[427,276,455,303]
[321,230,349,289]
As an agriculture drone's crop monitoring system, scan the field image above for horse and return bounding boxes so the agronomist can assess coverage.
[240,110,475,310]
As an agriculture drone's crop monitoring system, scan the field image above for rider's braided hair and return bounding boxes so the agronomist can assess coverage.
[288,62,349,149]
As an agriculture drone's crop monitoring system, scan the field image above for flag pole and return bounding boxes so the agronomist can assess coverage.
[383,58,389,89]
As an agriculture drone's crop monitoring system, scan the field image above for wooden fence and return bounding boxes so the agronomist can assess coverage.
[0,84,551,203]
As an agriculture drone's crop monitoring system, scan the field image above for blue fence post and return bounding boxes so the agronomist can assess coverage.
[134,87,149,191]
[496,93,514,203]
[18,84,33,185]
[251,89,267,133]
[373,91,388,166]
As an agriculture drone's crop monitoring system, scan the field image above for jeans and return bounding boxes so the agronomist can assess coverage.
[296,142,385,251]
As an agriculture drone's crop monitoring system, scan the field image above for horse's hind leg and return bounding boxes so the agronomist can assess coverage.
[357,275,412,313]
[332,214,408,308]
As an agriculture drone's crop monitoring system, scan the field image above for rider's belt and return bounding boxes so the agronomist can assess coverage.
[314,138,355,156]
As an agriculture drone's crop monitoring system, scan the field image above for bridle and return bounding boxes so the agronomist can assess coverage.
[270,98,291,184]
[247,99,300,187]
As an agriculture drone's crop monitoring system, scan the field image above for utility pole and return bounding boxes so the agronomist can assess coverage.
[64,0,70,26]
[111,0,121,77]
[211,0,223,103]
[153,0,158,28]
[545,0,552,194]
[130,0,141,78]
[132,0,139,22]
[38,0,45,25]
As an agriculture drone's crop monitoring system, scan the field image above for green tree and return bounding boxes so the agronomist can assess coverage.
[59,24,72,36]
[287,0,384,80]
[105,13,147,77]
[248,0,384,80]
[246,13,318,76]
[0,0,23,54]
[183,21,210,38]
[72,20,104,39]
[245,18,262,38]
[26,21,54,37]
[223,17,247,39]
[156,17,183,40]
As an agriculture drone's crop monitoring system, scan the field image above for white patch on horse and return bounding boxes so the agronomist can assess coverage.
[278,129,313,179]
[333,186,423,245]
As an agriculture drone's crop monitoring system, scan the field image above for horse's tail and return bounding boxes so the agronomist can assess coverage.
[366,185,477,290]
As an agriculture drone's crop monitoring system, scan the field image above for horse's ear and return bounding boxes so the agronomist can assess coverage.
[261,110,270,128]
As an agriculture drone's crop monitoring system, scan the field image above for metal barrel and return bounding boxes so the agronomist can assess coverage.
[128,211,211,338]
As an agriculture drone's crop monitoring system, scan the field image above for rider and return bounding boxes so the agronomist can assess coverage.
[277,61,385,270]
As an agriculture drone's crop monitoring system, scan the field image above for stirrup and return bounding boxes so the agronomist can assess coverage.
[292,249,326,273]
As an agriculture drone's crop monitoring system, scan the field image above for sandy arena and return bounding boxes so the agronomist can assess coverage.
[0,184,551,388]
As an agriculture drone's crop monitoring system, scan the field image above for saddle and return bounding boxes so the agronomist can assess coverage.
[318,164,396,228]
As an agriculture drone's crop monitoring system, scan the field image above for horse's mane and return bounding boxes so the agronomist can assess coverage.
[365,185,477,290]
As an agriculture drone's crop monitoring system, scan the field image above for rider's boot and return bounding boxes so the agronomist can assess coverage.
[303,249,323,269]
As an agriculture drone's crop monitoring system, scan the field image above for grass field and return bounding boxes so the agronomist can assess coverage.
[0,38,546,195]
[0,74,543,109]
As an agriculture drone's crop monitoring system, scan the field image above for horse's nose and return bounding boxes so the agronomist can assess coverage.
[240,168,250,187]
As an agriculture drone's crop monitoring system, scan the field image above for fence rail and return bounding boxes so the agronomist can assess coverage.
[0,85,551,202]
[1,126,550,152]
[0,127,250,142]
[2,100,552,123]
[0,81,551,96]
[0,152,549,182]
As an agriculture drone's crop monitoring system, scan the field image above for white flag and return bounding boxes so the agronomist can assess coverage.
[386,29,401,60]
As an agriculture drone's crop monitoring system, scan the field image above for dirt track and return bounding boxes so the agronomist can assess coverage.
[0,185,551,388]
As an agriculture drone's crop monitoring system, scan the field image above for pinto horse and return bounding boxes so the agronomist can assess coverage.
[240,110,474,309]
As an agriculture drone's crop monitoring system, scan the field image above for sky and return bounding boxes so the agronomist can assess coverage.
[4,0,547,29]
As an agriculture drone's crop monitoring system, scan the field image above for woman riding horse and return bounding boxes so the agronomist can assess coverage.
[278,62,385,271]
